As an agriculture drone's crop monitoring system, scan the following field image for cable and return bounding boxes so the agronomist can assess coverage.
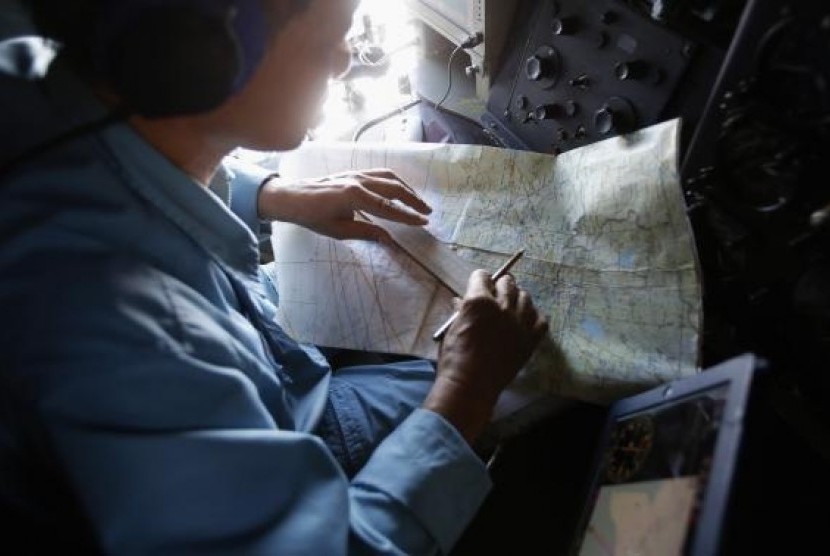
[429,94,487,129]
[352,33,485,143]
[352,98,423,142]
[434,44,463,112]
[434,33,483,112]
[351,91,494,143]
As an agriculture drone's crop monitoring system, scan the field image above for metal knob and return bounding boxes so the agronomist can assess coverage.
[533,104,565,120]
[615,60,649,81]
[524,46,560,89]
[594,106,617,135]
[593,97,636,135]
[526,55,554,81]
[551,16,578,35]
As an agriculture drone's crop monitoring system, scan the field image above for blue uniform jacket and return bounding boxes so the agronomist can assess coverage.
[0,40,490,554]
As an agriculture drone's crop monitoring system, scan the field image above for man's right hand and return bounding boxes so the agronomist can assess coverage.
[423,269,548,443]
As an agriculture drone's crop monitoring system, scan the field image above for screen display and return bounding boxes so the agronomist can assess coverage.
[577,385,729,555]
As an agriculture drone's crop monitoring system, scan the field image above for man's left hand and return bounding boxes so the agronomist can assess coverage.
[257,168,432,242]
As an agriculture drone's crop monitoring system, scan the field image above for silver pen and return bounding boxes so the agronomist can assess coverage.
[431,249,526,342]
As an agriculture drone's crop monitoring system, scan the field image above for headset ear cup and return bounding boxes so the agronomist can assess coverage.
[110,8,242,118]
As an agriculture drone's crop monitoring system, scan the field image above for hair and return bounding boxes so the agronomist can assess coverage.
[22,0,312,81]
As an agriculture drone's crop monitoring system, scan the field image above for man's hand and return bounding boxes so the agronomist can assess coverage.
[258,168,432,242]
[424,270,548,443]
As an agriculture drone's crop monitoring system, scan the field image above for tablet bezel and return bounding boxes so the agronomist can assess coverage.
[570,353,758,555]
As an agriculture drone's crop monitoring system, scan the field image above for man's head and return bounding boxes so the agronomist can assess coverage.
[26,0,356,151]
[206,0,356,150]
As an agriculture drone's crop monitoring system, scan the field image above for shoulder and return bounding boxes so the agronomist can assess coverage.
[2,252,283,432]
[3,252,211,360]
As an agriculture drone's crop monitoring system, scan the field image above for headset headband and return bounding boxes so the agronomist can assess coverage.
[94,0,269,117]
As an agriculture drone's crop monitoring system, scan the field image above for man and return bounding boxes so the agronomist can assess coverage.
[0,0,547,553]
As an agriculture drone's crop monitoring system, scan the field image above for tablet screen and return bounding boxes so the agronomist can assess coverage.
[577,384,729,555]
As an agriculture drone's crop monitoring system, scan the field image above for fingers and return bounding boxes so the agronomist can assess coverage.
[355,168,399,180]
[325,168,399,182]
[516,289,535,327]
[468,270,547,340]
[348,185,429,226]
[495,274,518,310]
[465,269,496,299]
[361,178,432,215]
[336,168,431,215]
[517,291,548,341]
[534,316,550,341]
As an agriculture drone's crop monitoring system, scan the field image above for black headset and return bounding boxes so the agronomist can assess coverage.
[93,0,269,118]
[1,0,271,179]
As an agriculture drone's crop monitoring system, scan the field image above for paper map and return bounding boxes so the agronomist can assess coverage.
[272,119,701,403]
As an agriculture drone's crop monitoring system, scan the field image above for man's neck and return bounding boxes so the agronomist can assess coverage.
[130,116,232,186]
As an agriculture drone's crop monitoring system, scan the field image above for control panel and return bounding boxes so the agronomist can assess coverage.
[482,0,722,155]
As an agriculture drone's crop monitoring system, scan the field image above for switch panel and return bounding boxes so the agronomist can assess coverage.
[483,0,699,154]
